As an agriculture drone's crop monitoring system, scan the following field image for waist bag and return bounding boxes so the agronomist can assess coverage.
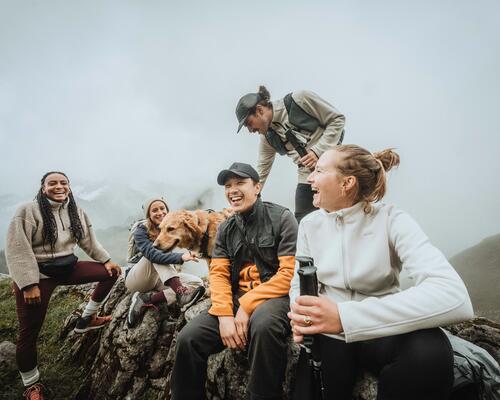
[38,254,78,278]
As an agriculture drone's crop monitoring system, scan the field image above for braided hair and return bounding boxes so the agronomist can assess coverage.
[36,171,85,254]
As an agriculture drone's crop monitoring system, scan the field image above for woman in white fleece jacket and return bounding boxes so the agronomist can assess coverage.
[288,145,473,400]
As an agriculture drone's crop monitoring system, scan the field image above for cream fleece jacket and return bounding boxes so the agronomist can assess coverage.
[290,202,474,343]
[5,200,110,289]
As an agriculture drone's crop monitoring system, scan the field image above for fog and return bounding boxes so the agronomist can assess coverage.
[1,0,499,257]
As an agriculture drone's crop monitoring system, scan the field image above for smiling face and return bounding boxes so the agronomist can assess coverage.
[148,200,168,226]
[307,150,356,212]
[42,173,70,202]
[224,175,261,213]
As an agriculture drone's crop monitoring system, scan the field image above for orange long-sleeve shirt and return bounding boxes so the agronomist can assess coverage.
[208,255,295,316]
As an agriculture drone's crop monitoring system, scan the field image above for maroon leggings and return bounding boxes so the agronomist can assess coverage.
[13,261,118,372]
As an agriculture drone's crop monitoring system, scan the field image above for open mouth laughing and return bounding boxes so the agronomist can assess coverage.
[229,194,243,207]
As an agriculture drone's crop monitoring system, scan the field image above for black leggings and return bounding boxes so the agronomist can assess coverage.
[293,328,454,400]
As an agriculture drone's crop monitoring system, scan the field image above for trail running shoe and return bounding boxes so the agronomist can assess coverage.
[74,314,112,333]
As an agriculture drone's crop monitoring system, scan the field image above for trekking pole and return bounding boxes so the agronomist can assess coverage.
[297,256,325,400]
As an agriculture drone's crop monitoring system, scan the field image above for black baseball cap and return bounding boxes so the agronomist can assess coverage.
[235,93,261,133]
[217,162,260,185]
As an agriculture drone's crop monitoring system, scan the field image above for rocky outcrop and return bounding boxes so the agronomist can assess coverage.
[57,279,500,400]
[0,340,16,370]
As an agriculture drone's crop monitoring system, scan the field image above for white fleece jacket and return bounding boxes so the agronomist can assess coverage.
[290,202,474,343]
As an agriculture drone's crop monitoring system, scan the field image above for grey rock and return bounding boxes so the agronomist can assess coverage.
[57,279,500,400]
[0,340,16,369]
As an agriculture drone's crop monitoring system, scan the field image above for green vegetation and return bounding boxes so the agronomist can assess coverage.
[0,279,85,399]
[0,250,7,275]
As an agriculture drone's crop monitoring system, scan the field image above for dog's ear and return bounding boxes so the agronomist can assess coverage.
[183,211,204,237]
[222,208,234,219]
[194,210,209,233]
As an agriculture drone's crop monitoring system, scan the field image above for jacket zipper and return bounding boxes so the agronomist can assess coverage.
[58,208,66,230]
[338,214,353,298]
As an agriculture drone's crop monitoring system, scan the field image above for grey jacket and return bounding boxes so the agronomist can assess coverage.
[257,90,345,185]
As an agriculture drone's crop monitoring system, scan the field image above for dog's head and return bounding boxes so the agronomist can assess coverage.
[153,208,234,256]
[154,210,202,252]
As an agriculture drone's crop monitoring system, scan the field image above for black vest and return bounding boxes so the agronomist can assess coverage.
[219,199,287,293]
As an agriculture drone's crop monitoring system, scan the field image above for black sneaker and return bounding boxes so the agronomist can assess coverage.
[176,286,206,312]
[74,314,112,333]
[127,292,153,328]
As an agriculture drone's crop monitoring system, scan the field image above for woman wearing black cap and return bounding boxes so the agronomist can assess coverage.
[235,85,345,222]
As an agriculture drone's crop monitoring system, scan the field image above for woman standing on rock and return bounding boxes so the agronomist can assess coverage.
[5,171,122,400]
[125,197,205,328]
[288,146,474,400]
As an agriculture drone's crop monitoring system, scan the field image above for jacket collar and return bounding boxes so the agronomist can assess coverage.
[235,197,263,226]
[47,198,68,210]
[270,98,285,127]
[319,201,366,221]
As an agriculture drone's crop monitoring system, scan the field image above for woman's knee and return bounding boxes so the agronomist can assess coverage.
[125,272,150,293]
[403,329,452,370]
[377,329,453,397]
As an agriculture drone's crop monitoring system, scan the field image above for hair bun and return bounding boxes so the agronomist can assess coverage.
[373,149,400,172]
[257,85,271,101]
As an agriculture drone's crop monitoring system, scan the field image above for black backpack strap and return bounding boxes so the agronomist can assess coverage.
[265,127,288,155]
[283,92,323,133]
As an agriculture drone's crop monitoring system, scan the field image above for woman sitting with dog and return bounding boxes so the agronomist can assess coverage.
[5,171,122,400]
[288,145,474,400]
[125,197,205,328]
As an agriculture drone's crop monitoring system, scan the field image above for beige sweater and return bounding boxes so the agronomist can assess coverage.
[5,200,110,289]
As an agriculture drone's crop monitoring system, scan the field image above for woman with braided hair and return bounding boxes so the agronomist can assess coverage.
[288,145,473,400]
[5,171,121,400]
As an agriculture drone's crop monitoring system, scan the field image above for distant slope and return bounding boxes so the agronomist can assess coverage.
[450,234,500,322]
[76,225,130,267]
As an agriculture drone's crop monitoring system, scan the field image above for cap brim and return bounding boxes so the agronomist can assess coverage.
[217,169,252,185]
[236,111,250,133]
[237,119,245,133]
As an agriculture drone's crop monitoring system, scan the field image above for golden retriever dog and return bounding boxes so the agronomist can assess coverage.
[153,208,233,260]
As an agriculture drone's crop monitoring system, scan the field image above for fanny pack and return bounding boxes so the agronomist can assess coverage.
[38,254,78,278]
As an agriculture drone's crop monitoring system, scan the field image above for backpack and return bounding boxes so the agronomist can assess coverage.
[444,329,500,399]
[126,219,146,265]
[265,92,344,155]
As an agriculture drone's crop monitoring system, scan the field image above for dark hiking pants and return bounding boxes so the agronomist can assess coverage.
[293,328,454,400]
[295,183,318,223]
[171,296,291,400]
[13,261,118,372]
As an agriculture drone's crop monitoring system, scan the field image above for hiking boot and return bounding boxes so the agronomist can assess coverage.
[23,382,45,400]
[74,314,112,333]
[127,292,155,328]
[176,286,206,311]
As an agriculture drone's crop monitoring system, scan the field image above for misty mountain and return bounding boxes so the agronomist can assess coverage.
[450,233,500,322]
[0,186,215,275]
[0,180,217,246]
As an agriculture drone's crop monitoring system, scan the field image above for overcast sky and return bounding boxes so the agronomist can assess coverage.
[1,0,499,257]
